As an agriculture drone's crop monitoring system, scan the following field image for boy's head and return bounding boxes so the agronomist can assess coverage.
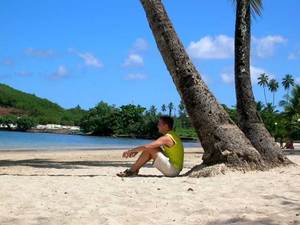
[157,115,174,134]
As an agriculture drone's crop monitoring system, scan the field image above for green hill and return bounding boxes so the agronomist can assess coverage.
[0,83,86,125]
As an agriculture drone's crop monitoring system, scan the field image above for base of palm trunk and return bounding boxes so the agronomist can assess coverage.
[241,122,294,166]
[184,163,228,177]
[184,157,295,178]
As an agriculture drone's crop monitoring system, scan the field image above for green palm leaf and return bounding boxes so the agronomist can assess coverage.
[232,0,263,17]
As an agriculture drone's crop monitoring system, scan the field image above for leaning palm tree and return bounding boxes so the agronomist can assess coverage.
[282,74,295,103]
[140,0,269,174]
[268,79,279,107]
[257,73,269,105]
[233,0,290,166]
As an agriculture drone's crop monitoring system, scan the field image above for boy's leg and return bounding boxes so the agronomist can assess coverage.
[153,152,181,177]
[130,148,161,173]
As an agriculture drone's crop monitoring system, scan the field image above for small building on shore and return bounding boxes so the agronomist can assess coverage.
[36,124,80,131]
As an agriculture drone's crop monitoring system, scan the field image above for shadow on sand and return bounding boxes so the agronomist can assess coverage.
[0,158,189,178]
[0,150,297,178]
[0,158,155,169]
[207,194,300,225]
[283,150,300,155]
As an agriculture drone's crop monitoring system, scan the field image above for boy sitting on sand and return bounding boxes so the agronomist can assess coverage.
[117,115,184,177]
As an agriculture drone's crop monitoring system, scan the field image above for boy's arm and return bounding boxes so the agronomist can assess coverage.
[122,135,173,158]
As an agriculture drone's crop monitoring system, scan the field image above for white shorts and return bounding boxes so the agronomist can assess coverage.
[153,151,181,177]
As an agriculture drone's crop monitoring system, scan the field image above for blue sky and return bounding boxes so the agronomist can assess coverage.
[0,0,299,112]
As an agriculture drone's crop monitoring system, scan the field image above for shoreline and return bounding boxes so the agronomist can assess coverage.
[0,128,199,141]
[1,146,298,154]
[0,147,203,153]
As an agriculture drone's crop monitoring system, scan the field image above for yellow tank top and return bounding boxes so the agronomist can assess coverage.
[161,130,184,171]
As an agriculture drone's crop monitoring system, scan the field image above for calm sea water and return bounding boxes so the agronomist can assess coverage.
[0,130,200,150]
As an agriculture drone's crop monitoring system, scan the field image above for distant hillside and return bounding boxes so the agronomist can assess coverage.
[0,83,87,125]
[0,106,25,116]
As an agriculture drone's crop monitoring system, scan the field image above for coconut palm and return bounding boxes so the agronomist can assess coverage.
[233,0,290,166]
[149,105,157,116]
[268,79,279,107]
[279,85,300,138]
[161,104,167,113]
[257,73,269,105]
[280,85,300,118]
[282,74,295,103]
[256,101,264,112]
[178,100,186,127]
[263,103,276,113]
[178,100,186,117]
[140,0,268,173]
[167,102,174,116]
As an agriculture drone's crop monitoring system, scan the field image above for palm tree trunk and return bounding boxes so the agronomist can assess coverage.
[140,0,265,172]
[234,0,291,166]
[263,86,267,105]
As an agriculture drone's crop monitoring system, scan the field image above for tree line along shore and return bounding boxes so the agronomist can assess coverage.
[1,73,300,142]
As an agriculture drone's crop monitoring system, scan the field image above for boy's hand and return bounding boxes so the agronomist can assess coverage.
[122,149,138,158]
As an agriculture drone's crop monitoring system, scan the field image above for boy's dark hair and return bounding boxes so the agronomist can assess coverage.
[159,115,174,129]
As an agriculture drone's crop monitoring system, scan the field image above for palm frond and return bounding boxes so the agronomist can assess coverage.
[232,0,263,18]
[250,0,263,17]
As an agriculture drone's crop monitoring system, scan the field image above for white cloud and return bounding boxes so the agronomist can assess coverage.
[77,52,103,68]
[187,34,286,60]
[250,65,268,83]
[295,77,300,84]
[25,48,55,58]
[51,65,68,79]
[123,53,144,67]
[16,71,32,77]
[124,73,147,80]
[288,49,300,60]
[133,38,149,51]
[221,72,234,84]
[288,53,297,60]
[253,35,287,58]
[1,58,14,66]
[220,65,270,84]
[187,35,234,59]
[122,38,148,67]
[69,49,103,68]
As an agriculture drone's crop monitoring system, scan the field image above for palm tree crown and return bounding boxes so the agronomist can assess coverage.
[268,79,279,107]
[280,85,300,118]
[257,73,269,104]
[258,73,269,87]
[249,0,263,16]
[282,74,294,90]
[268,79,279,92]
[161,104,167,113]
[167,102,174,116]
[233,0,263,17]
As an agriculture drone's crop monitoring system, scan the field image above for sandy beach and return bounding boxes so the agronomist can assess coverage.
[0,148,299,225]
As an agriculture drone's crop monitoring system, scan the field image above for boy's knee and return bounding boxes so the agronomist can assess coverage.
[142,148,160,157]
[144,147,158,153]
[142,149,153,156]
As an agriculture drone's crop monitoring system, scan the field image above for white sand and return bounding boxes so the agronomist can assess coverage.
[0,148,299,225]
